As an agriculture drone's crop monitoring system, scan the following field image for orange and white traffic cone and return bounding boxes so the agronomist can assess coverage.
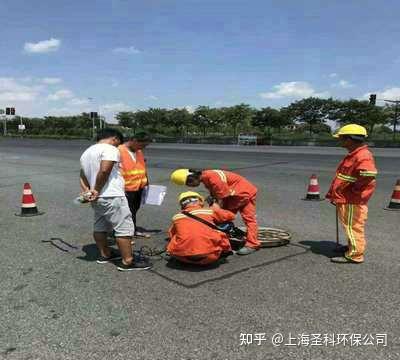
[15,183,45,217]
[302,174,324,201]
[384,179,400,211]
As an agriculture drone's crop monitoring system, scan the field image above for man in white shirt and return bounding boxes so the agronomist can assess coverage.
[80,128,152,271]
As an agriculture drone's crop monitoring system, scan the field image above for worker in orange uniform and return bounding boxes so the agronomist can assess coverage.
[326,124,377,264]
[170,169,260,255]
[118,132,152,238]
[167,191,234,265]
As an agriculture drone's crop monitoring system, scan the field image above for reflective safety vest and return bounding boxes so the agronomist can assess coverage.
[201,170,257,200]
[118,144,148,191]
[326,145,377,205]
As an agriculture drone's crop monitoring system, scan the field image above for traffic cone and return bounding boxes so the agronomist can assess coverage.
[302,174,324,201]
[384,179,400,211]
[15,183,45,217]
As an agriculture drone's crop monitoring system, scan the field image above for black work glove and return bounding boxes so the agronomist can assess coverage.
[206,196,216,206]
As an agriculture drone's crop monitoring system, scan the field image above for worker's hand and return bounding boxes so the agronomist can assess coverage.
[211,202,220,210]
[88,189,99,202]
[206,195,216,206]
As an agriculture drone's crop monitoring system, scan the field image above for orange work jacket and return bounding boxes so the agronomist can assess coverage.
[201,170,257,201]
[326,145,377,205]
[167,204,234,257]
[118,144,148,192]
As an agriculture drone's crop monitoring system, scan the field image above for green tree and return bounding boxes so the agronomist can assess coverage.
[146,108,168,133]
[286,97,336,136]
[116,111,134,129]
[166,108,192,136]
[252,107,290,136]
[333,99,388,136]
[222,104,254,137]
[193,106,218,136]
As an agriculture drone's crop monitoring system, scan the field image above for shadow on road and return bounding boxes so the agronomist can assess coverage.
[165,257,226,272]
[77,244,98,262]
[299,240,344,258]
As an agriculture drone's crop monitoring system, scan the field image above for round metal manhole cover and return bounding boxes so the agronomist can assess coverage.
[238,226,291,248]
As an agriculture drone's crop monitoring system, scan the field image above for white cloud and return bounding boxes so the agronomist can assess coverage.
[329,73,338,78]
[332,79,354,89]
[47,89,74,101]
[148,95,158,100]
[47,108,75,116]
[24,38,61,54]
[100,102,130,113]
[68,98,90,106]
[362,87,400,102]
[0,77,40,102]
[99,102,131,123]
[20,77,33,83]
[259,81,329,100]
[112,46,141,55]
[42,77,62,85]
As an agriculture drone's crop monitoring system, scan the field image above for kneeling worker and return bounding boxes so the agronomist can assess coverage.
[170,169,260,255]
[326,124,377,264]
[167,192,234,265]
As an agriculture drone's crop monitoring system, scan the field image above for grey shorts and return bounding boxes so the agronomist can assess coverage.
[91,197,134,237]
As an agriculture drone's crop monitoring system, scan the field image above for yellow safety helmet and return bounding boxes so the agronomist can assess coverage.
[178,191,204,203]
[170,169,191,185]
[333,124,368,138]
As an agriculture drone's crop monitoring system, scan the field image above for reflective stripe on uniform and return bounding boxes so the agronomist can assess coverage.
[121,169,146,176]
[125,178,146,185]
[359,170,378,177]
[213,170,227,183]
[172,214,187,221]
[190,210,213,215]
[337,173,357,182]
[347,204,357,256]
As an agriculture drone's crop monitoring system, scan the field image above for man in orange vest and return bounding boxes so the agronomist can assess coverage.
[170,169,260,255]
[326,124,378,264]
[119,132,151,237]
[167,191,234,265]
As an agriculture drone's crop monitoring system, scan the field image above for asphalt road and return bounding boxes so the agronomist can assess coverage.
[0,138,399,360]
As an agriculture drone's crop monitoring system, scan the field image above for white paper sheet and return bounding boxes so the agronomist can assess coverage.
[141,185,167,206]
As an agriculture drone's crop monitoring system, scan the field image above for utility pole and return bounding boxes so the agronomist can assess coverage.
[383,99,400,141]
[0,109,5,136]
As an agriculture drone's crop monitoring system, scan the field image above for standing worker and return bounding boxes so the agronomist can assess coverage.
[168,191,234,265]
[170,169,260,255]
[79,128,152,271]
[326,124,378,264]
[119,132,152,238]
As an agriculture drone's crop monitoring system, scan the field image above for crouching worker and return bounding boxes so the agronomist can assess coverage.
[170,169,260,255]
[167,192,234,266]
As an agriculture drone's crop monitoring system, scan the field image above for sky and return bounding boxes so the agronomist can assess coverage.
[1,0,400,122]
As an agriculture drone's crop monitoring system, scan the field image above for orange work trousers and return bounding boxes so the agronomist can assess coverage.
[224,194,260,249]
[337,204,368,263]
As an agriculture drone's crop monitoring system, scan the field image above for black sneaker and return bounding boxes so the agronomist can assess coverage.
[117,260,153,271]
[96,250,121,264]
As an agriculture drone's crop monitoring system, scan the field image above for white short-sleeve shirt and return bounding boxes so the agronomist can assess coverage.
[80,143,125,197]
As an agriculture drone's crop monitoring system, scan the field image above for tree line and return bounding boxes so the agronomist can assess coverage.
[116,98,397,138]
[1,98,398,139]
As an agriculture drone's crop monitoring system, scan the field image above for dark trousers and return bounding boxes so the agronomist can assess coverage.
[125,189,144,229]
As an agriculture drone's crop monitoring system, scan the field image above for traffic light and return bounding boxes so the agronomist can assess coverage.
[5,107,15,115]
[90,112,98,119]
[369,94,377,106]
